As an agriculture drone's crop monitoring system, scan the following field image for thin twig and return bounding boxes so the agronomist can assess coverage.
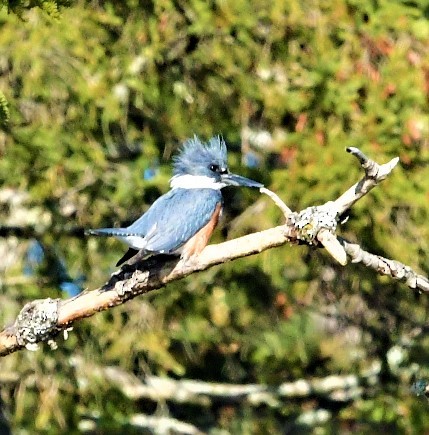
[260,186,292,217]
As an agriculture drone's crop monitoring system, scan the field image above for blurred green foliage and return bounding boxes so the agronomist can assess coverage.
[0,90,9,126]
[1,0,429,432]
[0,0,72,18]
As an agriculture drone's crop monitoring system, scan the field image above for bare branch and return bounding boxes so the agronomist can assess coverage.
[0,225,294,356]
[0,147,425,356]
[123,415,203,435]
[79,413,203,435]
[317,229,347,266]
[71,356,380,407]
[341,238,429,292]
[334,148,400,215]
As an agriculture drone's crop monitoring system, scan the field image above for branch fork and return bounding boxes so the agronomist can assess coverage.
[286,202,347,266]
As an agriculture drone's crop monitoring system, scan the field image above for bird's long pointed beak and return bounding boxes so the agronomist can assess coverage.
[221,172,263,188]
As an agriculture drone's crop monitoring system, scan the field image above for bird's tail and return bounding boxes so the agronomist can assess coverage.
[85,228,137,237]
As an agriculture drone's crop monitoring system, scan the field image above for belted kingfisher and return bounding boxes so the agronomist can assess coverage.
[87,136,263,266]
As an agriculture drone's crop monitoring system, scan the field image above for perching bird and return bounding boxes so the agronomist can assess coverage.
[86,136,263,266]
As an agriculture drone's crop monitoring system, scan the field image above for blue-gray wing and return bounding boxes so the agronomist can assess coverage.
[128,188,222,253]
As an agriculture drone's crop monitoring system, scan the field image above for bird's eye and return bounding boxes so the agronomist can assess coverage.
[209,164,220,172]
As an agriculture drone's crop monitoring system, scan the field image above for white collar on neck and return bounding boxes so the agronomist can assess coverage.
[170,174,226,190]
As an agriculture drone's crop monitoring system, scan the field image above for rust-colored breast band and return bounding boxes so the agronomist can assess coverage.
[181,202,222,258]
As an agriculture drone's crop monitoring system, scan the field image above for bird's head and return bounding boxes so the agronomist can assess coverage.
[171,136,263,190]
